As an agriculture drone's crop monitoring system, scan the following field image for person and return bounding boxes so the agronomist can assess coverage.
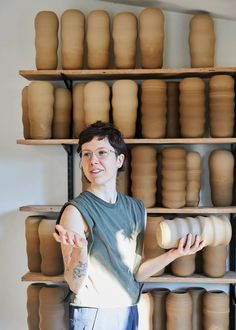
[53,121,205,330]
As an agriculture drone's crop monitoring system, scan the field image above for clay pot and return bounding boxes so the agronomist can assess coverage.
[189,15,215,68]
[209,149,234,206]
[39,285,69,330]
[112,12,137,68]
[203,290,229,330]
[188,287,206,330]
[28,81,54,139]
[38,219,64,276]
[87,10,110,69]
[84,81,110,126]
[25,216,43,272]
[27,283,45,330]
[61,9,85,69]
[34,11,59,69]
[166,290,192,330]
[161,147,187,208]
[186,151,201,207]
[209,75,235,137]
[203,245,227,277]
[152,288,170,330]
[171,254,196,276]
[131,146,157,207]
[138,292,154,330]
[52,87,72,138]
[112,80,138,138]
[21,86,31,139]
[141,80,167,138]
[139,8,164,68]
[144,217,166,276]
[156,215,232,249]
[166,82,180,138]
[73,83,86,138]
[179,77,206,137]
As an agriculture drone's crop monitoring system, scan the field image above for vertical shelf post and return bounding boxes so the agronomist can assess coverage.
[62,145,74,201]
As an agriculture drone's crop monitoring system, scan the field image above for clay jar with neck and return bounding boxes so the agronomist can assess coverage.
[166,82,180,138]
[112,12,137,69]
[138,292,154,330]
[139,8,164,68]
[141,80,167,138]
[73,83,86,138]
[84,81,110,126]
[131,146,158,207]
[188,287,206,330]
[61,9,85,69]
[203,245,227,277]
[27,283,45,330]
[112,80,138,138]
[209,149,234,206]
[34,11,59,69]
[189,14,215,67]
[186,151,201,207]
[152,288,170,330]
[87,10,110,69]
[209,75,235,137]
[179,77,206,137]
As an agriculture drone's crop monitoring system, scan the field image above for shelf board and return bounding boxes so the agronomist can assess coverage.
[17,138,236,146]
[19,67,236,81]
[21,271,236,284]
[19,205,236,214]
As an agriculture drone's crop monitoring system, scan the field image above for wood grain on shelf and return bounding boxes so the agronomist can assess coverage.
[21,271,236,284]
[19,205,61,212]
[19,67,236,81]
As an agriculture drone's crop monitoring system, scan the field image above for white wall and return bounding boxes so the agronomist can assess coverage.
[0,0,236,328]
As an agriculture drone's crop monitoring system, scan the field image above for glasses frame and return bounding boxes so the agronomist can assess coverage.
[79,148,118,161]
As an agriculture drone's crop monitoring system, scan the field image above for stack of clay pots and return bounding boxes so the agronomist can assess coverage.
[131,146,157,207]
[141,80,167,138]
[161,147,187,208]
[25,216,64,276]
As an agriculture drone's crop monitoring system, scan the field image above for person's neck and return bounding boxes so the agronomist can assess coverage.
[87,184,117,204]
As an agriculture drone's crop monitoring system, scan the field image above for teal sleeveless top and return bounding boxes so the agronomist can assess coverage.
[58,191,146,308]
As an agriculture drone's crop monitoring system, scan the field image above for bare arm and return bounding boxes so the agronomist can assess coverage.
[53,205,89,294]
[135,233,205,282]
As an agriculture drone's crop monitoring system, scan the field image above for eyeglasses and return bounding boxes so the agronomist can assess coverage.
[79,148,117,161]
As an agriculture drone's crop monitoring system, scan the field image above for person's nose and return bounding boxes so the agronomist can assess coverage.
[89,152,99,164]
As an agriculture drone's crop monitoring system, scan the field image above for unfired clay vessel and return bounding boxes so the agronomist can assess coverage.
[188,287,206,330]
[203,245,227,277]
[21,86,31,139]
[166,82,180,138]
[170,254,196,276]
[152,288,170,330]
[138,292,154,330]
[27,283,45,330]
[34,11,59,69]
[61,9,85,69]
[73,83,86,138]
[186,151,201,207]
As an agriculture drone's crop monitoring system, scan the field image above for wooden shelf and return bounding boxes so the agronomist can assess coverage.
[19,205,236,214]
[21,271,236,284]
[19,67,236,81]
[17,137,236,146]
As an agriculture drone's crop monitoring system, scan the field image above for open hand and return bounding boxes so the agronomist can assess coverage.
[53,224,88,250]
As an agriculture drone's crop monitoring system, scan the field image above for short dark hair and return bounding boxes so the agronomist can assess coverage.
[77,121,127,172]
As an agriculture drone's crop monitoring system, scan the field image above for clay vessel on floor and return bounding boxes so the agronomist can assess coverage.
[203,245,227,277]
[188,287,206,330]
[166,82,180,138]
[73,83,86,138]
[186,151,201,207]
[21,86,31,139]
[138,292,154,330]
[152,288,170,330]
[27,283,45,330]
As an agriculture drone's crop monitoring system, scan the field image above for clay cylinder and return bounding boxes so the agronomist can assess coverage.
[87,10,110,69]
[21,86,31,139]
[38,219,64,276]
[166,290,192,330]
[209,75,235,137]
[138,292,154,330]
[141,80,167,138]
[203,290,229,330]
[34,11,59,69]
[166,82,180,138]
[179,77,205,137]
[25,216,43,272]
[61,9,85,69]
[112,12,137,69]
[186,151,201,207]
[39,285,69,330]
[27,283,45,330]
[171,254,196,276]
[84,81,110,126]
[209,149,234,206]
[131,146,157,207]
[52,87,72,138]
[161,147,187,208]
[188,287,206,330]
[112,80,138,138]
[189,15,215,68]
[73,83,86,138]
[203,245,227,277]
[28,81,54,139]
[144,217,166,276]
[139,8,164,69]
[152,288,170,330]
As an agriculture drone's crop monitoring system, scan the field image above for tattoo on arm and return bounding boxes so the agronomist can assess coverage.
[72,261,88,279]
